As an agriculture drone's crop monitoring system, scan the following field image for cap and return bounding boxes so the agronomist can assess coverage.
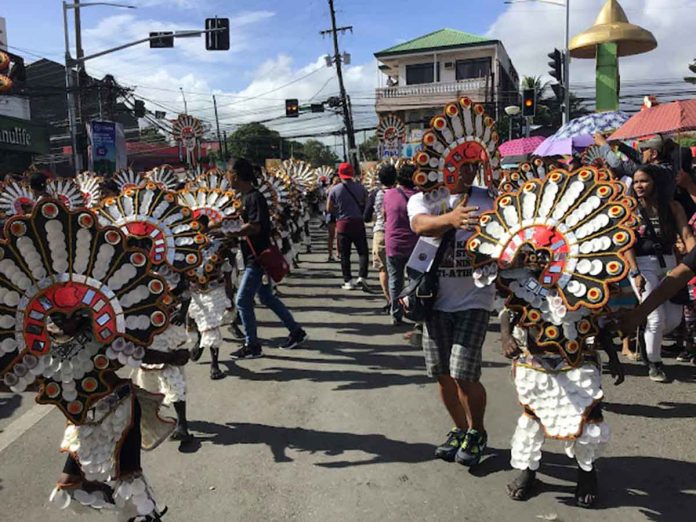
[338,163,354,180]
[638,135,664,151]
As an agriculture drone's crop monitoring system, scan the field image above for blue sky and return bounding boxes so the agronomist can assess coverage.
[3,0,695,141]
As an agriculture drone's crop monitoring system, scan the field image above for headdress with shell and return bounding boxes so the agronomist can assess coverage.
[279,159,318,194]
[467,166,636,366]
[76,172,103,208]
[186,167,233,192]
[144,164,180,191]
[414,97,501,203]
[314,165,335,184]
[96,184,207,272]
[0,199,171,423]
[113,168,145,192]
[177,186,241,226]
[46,178,87,209]
[497,158,558,194]
[0,179,36,217]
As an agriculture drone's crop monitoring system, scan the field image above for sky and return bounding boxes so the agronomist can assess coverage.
[3,0,696,146]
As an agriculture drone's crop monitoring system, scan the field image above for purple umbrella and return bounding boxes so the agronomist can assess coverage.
[532,134,595,157]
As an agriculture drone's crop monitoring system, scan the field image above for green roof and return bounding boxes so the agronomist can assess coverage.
[375,29,495,58]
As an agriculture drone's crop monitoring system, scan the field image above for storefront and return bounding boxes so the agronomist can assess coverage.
[0,115,49,175]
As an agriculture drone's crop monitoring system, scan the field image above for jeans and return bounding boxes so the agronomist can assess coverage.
[629,255,683,363]
[386,255,419,319]
[337,220,368,282]
[235,264,299,345]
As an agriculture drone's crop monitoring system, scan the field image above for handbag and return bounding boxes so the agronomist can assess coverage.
[246,237,290,283]
[397,229,456,322]
[639,207,691,305]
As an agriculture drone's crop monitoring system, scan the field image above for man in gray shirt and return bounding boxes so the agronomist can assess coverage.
[327,163,370,291]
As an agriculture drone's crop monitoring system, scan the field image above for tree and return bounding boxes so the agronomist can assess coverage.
[301,139,339,166]
[139,125,167,143]
[360,134,379,161]
[685,59,696,84]
[226,122,285,165]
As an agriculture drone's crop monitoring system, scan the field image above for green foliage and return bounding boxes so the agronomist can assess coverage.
[360,134,379,161]
[685,59,696,85]
[139,125,167,143]
[226,122,286,165]
[300,139,339,166]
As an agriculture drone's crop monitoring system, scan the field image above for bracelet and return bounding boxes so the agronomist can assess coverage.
[629,269,641,278]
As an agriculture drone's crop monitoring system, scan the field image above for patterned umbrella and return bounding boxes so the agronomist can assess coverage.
[554,111,630,139]
[532,134,594,157]
[499,136,546,158]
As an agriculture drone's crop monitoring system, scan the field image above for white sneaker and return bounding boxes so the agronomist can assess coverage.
[342,280,356,290]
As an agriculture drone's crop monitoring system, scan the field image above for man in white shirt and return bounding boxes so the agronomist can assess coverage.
[408,163,495,467]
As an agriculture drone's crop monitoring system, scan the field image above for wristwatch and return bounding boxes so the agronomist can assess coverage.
[629,269,641,278]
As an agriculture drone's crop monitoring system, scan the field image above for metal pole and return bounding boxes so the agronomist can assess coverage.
[179,87,187,114]
[63,1,80,174]
[74,0,85,173]
[563,0,571,124]
[212,95,223,159]
[222,130,228,160]
[508,117,512,141]
[327,0,358,170]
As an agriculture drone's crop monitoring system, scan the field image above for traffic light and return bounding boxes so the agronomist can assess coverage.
[285,99,299,118]
[205,18,230,51]
[134,100,146,118]
[547,48,563,84]
[522,89,536,117]
[150,31,174,48]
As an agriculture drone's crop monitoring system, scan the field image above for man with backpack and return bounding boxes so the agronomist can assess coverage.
[327,163,371,291]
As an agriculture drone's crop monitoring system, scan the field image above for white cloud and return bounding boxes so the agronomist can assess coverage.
[486,0,696,107]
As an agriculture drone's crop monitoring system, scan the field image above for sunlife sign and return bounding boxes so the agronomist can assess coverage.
[0,115,48,154]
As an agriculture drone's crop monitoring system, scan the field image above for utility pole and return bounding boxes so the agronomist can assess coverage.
[63,1,81,172]
[563,0,571,124]
[212,94,223,160]
[74,0,86,171]
[222,130,228,160]
[179,87,188,114]
[322,0,358,170]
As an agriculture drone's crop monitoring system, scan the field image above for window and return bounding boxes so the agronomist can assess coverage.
[406,63,439,85]
[455,58,491,80]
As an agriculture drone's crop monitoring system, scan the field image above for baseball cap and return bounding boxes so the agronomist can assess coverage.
[338,163,354,180]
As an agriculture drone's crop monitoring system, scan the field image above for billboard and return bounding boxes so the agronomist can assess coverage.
[88,120,125,174]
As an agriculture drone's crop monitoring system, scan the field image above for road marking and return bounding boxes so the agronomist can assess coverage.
[0,403,54,454]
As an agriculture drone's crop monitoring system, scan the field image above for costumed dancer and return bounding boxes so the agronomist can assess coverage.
[0,199,175,521]
[178,177,243,379]
[467,165,635,507]
[97,182,208,442]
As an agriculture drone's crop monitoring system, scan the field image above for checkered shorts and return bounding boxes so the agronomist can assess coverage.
[422,309,491,382]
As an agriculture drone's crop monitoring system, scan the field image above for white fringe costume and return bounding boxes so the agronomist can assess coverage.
[132,323,190,404]
[188,285,231,349]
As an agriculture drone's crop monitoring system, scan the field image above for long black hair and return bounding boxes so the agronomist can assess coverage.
[633,163,678,245]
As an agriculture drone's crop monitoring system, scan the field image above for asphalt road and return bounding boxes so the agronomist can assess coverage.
[1,226,695,522]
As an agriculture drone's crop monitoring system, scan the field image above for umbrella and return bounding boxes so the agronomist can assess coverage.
[609,99,696,141]
[499,136,546,158]
[532,134,595,157]
[554,111,630,139]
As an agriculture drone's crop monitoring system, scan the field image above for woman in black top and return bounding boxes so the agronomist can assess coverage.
[626,164,696,382]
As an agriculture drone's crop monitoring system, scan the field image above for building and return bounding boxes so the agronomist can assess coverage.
[24,59,140,174]
[374,28,519,157]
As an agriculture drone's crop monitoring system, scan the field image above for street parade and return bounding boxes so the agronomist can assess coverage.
[0,1,695,521]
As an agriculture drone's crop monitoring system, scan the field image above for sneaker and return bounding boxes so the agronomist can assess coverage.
[281,328,308,350]
[455,429,488,466]
[676,349,696,362]
[328,255,335,262]
[356,277,374,293]
[342,280,356,290]
[435,428,465,462]
[231,343,263,360]
[228,322,245,341]
[648,362,668,382]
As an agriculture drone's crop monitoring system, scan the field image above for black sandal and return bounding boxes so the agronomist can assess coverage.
[575,468,598,508]
[506,470,537,501]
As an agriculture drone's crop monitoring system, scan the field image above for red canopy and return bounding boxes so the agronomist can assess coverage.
[609,99,696,141]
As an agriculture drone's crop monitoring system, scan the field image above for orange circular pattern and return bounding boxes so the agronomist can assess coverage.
[606,261,622,275]
[78,213,94,228]
[545,326,559,338]
[151,311,166,327]
[445,103,459,117]
[10,222,26,236]
[433,117,447,130]
[608,206,624,218]
[130,252,147,267]
[148,279,164,294]
[577,320,592,334]
[423,132,437,146]
[41,202,59,219]
[587,287,603,302]
[81,377,98,393]
[185,253,198,265]
[550,172,563,183]
[45,382,61,398]
[93,354,109,370]
[528,310,541,322]
[67,401,84,415]
[597,186,611,198]
[105,230,121,245]
[566,340,580,353]
[613,231,629,244]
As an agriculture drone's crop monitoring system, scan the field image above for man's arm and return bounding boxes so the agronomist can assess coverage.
[411,205,480,237]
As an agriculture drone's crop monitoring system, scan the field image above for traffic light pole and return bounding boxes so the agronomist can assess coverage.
[563,0,571,124]
[324,0,358,169]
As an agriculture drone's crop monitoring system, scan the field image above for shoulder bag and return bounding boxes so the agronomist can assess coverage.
[246,237,290,283]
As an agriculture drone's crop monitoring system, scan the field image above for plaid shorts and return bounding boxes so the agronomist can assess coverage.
[422,308,491,382]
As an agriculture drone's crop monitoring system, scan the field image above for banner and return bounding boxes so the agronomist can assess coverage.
[88,120,117,174]
[0,115,48,154]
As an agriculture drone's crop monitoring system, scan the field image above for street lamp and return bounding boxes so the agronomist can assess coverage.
[504,0,570,125]
[504,105,521,141]
[62,1,137,173]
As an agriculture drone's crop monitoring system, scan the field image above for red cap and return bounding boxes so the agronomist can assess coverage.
[338,163,354,180]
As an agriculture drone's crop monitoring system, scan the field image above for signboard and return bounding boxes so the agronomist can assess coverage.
[88,120,118,174]
[402,128,424,158]
[376,114,406,160]
[0,115,48,154]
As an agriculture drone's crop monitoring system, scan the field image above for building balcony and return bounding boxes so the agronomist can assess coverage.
[375,78,489,113]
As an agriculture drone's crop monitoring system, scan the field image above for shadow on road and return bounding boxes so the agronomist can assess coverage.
[603,400,696,419]
[187,420,434,467]
[0,393,22,421]
[619,361,696,384]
